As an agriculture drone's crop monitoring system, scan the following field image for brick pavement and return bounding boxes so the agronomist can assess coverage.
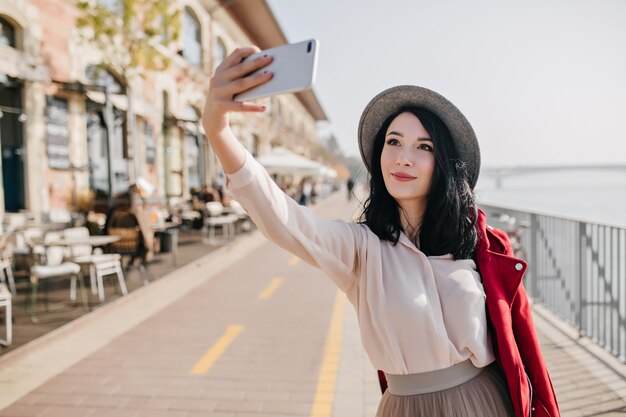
[1,190,626,416]
[533,305,626,416]
[2,229,224,357]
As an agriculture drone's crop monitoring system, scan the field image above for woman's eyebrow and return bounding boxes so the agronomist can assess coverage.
[386,131,432,142]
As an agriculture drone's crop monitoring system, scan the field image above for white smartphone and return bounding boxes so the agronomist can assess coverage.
[234,39,319,102]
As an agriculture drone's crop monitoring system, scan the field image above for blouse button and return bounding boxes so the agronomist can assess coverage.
[515,263,523,271]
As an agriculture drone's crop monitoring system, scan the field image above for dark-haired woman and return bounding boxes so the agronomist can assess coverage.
[202,46,560,417]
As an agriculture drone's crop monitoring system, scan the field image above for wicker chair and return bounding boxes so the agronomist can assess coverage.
[107,211,149,286]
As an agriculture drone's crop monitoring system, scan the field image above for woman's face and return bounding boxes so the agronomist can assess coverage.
[380,112,435,208]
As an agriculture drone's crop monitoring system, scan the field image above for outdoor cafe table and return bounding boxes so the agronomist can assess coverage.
[30,235,120,249]
[28,235,122,265]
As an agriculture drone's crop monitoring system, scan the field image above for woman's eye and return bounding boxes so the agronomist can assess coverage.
[385,138,400,146]
[418,144,433,152]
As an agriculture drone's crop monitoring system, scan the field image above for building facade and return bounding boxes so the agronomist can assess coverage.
[0,0,328,217]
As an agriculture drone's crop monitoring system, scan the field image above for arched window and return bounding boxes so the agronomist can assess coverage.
[0,16,16,48]
[85,65,125,94]
[212,37,227,72]
[182,7,202,67]
[84,65,128,198]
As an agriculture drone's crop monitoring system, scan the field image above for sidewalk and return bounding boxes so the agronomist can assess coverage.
[1,230,224,357]
[1,191,626,416]
[533,304,626,416]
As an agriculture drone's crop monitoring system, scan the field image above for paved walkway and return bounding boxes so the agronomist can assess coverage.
[0,191,626,416]
[533,305,626,416]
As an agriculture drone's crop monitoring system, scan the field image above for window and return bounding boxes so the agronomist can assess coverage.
[46,97,71,169]
[85,66,128,198]
[212,37,227,72]
[186,134,200,190]
[182,8,202,66]
[145,123,156,165]
[0,16,16,48]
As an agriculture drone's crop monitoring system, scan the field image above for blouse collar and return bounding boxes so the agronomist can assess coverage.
[397,231,453,260]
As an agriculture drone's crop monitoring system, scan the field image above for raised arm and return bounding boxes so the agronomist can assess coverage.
[202,46,273,174]
[201,46,364,293]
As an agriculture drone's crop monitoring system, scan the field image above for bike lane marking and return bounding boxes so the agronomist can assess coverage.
[310,290,346,417]
[289,255,301,266]
[258,277,285,300]
[190,324,245,375]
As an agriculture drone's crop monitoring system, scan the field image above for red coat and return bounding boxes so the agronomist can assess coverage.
[377,209,560,417]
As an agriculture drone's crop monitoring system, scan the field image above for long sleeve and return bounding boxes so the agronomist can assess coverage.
[226,150,365,292]
[227,161,497,376]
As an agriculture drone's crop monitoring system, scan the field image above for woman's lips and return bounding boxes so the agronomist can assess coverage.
[391,173,417,182]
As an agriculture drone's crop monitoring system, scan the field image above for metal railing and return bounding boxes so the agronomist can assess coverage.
[479,204,626,361]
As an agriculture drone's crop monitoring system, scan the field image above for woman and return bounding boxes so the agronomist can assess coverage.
[202,46,559,417]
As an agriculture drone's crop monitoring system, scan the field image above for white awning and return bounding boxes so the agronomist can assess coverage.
[257,147,336,178]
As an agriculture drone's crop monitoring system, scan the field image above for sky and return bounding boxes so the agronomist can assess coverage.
[265,0,626,168]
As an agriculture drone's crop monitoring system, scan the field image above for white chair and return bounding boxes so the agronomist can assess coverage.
[0,234,15,343]
[0,282,11,346]
[63,227,127,303]
[14,227,45,259]
[0,231,16,297]
[29,232,86,320]
[203,202,237,244]
[12,228,46,278]
[0,259,16,298]
[5,213,27,231]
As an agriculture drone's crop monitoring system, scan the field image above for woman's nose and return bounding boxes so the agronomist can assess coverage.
[395,150,413,166]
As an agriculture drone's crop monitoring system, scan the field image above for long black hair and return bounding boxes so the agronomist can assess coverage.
[359,106,477,260]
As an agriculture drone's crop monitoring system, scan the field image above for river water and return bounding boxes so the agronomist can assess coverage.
[475,169,626,227]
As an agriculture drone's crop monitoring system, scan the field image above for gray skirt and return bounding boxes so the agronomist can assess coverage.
[375,362,515,417]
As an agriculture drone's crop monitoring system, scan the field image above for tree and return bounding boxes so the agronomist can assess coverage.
[75,0,181,73]
[74,0,181,189]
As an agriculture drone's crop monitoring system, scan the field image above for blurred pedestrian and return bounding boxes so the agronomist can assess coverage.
[201,47,559,417]
[346,177,355,201]
[104,183,154,262]
[199,183,221,203]
[298,179,312,206]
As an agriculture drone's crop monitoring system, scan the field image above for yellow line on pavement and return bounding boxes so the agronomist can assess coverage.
[258,277,285,300]
[310,291,346,417]
[190,325,244,375]
[288,255,301,266]
[259,277,285,300]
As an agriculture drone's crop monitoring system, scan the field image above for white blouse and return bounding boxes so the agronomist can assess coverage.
[227,151,495,375]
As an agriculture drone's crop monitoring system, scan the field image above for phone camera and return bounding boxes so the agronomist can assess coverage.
[307,41,312,53]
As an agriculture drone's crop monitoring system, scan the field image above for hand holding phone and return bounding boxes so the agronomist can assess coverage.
[234,39,319,102]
